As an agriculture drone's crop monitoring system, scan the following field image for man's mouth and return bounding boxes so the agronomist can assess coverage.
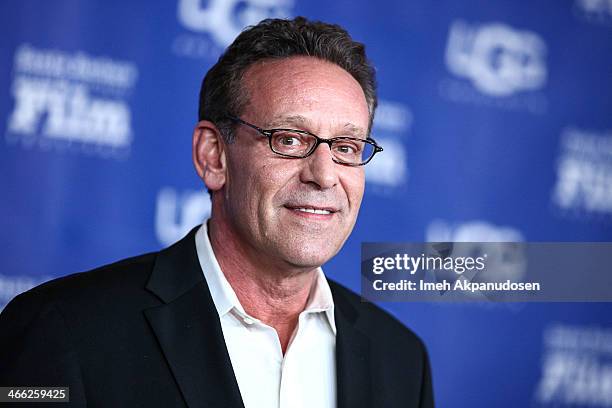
[293,207,332,215]
[284,205,339,216]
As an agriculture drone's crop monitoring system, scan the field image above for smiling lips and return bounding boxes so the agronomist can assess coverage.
[294,207,332,215]
[284,205,339,216]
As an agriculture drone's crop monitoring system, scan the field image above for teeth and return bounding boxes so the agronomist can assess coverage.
[295,208,331,215]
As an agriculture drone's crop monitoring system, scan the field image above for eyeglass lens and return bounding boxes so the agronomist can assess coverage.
[270,131,375,164]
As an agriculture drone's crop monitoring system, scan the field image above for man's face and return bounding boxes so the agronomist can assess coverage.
[219,56,370,270]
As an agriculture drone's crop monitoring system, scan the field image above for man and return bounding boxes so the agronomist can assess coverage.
[0,17,433,407]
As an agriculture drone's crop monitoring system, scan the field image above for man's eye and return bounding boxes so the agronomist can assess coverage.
[279,136,300,146]
[335,143,360,155]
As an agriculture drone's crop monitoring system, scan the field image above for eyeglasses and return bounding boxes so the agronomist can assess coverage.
[225,116,383,166]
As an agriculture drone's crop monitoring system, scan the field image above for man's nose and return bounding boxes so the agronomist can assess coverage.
[299,143,339,190]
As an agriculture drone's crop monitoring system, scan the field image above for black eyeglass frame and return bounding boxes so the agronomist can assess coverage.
[225,115,383,166]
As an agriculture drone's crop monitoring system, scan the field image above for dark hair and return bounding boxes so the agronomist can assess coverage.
[199,16,377,142]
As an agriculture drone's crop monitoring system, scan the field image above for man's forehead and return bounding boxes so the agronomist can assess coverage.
[266,113,367,138]
[240,57,370,134]
[242,56,366,102]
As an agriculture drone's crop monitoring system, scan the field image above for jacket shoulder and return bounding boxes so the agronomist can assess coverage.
[1,251,159,325]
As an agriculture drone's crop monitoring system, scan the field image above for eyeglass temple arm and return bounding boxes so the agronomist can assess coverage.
[225,115,268,134]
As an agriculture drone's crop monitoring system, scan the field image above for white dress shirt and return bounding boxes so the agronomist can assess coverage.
[195,222,337,408]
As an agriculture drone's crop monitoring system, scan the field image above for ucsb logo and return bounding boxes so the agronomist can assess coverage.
[177,0,294,47]
[575,0,612,21]
[445,20,547,96]
[552,127,612,216]
[155,187,211,246]
[426,219,524,242]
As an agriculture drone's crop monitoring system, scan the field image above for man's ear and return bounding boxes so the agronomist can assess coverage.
[192,120,227,191]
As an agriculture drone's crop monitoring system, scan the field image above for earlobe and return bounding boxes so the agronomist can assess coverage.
[192,120,227,191]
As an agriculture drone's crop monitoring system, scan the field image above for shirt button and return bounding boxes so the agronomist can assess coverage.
[243,317,255,325]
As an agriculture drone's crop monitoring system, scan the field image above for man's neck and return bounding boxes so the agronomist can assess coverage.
[208,217,317,354]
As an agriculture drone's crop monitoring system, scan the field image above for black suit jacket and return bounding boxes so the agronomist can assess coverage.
[0,228,433,407]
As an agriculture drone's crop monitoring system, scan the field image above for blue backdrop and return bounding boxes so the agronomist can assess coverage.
[2,1,612,406]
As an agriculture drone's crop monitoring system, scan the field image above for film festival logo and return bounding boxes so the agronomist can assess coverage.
[551,127,612,221]
[5,44,138,158]
[440,20,548,114]
[534,324,612,407]
[173,0,294,59]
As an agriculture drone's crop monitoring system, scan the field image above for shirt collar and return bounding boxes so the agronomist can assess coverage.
[303,266,337,335]
[195,221,336,335]
[195,221,245,317]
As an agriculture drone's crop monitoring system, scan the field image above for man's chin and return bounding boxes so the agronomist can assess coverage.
[280,247,339,270]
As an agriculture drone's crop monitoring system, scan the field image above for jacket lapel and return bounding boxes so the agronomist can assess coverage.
[332,284,372,408]
[143,227,244,408]
[143,227,372,408]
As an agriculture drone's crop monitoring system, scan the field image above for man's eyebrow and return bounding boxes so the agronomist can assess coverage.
[341,123,366,139]
[267,115,366,138]
[266,114,309,129]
